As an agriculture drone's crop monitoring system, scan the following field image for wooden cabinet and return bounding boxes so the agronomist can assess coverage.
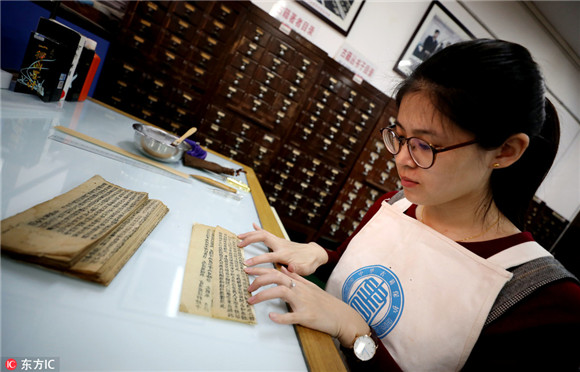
[94,1,400,244]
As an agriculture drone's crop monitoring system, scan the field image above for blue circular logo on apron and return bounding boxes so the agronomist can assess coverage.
[342,265,404,338]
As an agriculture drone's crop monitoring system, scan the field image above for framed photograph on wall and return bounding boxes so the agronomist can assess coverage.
[297,0,365,36]
[394,1,474,77]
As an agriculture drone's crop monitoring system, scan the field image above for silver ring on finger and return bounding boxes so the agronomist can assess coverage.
[289,280,296,289]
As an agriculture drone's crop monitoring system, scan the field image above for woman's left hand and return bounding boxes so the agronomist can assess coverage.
[245,266,370,347]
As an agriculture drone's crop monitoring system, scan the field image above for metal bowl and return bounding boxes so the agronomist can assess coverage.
[132,123,192,163]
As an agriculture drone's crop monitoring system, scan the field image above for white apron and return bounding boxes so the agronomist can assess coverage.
[326,197,551,371]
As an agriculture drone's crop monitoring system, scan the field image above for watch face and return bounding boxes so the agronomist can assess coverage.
[353,334,377,361]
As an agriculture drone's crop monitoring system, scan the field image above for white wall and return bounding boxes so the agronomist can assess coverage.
[252,0,580,222]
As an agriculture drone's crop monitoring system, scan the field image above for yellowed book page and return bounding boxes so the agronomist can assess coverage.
[212,226,256,324]
[179,224,215,317]
[70,199,169,285]
[1,175,148,263]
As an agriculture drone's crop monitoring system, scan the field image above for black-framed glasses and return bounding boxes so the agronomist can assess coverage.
[380,118,477,169]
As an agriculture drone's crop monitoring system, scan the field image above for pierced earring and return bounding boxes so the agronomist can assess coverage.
[493,163,501,168]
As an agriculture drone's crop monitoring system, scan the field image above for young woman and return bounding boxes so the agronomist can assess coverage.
[238,39,580,371]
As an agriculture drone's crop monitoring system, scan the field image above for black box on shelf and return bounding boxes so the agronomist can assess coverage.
[14,31,68,102]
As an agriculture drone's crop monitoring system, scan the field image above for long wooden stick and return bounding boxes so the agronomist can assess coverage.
[190,175,237,193]
[54,126,190,180]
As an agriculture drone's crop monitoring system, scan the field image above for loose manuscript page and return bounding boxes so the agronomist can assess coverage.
[180,224,256,324]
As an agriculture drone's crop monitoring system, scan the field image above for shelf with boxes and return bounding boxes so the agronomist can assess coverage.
[94,1,395,243]
[95,1,246,133]
[524,196,569,250]
[269,58,390,241]
[195,10,326,178]
[316,101,400,245]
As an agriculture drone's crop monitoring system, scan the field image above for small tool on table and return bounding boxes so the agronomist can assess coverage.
[190,174,238,194]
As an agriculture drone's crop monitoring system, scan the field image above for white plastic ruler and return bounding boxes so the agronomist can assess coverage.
[48,132,191,183]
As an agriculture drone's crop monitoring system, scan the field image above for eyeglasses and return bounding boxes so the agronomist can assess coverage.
[380,118,477,169]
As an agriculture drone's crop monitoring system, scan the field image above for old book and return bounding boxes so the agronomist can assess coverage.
[180,224,256,324]
[1,175,168,285]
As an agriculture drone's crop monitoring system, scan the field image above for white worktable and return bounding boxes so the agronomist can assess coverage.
[1,89,309,371]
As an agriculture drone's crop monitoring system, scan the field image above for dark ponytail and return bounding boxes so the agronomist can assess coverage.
[490,98,560,228]
[395,39,560,229]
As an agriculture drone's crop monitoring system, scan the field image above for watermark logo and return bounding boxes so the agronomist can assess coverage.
[2,358,58,371]
[5,360,17,371]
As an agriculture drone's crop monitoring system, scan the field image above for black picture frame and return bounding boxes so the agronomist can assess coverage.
[394,1,475,77]
[297,0,366,36]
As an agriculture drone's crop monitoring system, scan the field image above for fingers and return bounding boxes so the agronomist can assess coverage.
[244,266,274,276]
[269,311,298,325]
[280,266,308,284]
[237,230,268,247]
[244,251,284,267]
[245,266,292,292]
[247,285,290,305]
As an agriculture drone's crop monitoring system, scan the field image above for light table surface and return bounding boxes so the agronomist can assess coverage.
[1,90,344,371]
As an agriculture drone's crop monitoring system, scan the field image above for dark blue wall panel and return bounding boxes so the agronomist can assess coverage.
[1,1,110,97]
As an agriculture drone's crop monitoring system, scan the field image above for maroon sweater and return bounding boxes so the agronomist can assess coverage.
[317,192,580,371]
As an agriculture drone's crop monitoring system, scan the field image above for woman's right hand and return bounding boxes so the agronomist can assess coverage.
[238,223,328,276]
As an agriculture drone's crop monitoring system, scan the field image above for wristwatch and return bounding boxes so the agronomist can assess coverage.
[352,333,378,361]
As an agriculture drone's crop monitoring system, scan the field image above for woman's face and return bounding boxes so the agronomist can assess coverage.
[395,91,495,209]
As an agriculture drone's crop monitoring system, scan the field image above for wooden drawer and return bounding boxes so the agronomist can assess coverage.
[189,47,214,70]
[240,94,272,119]
[246,80,277,105]
[171,87,202,111]
[141,74,173,98]
[291,53,319,76]
[172,2,204,26]
[306,99,334,122]
[158,31,191,58]
[203,105,234,127]
[260,52,290,77]
[185,63,210,89]
[229,119,254,138]
[166,105,196,127]
[230,52,259,75]
[249,144,277,165]
[134,1,168,25]
[220,66,251,90]
[200,18,231,42]
[208,2,241,27]
[253,66,282,91]
[195,32,227,58]
[152,47,188,73]
[237,37,265,62]
[278,80,304,102]
[216,81,244,104]
[252,130,282,151]
[282,65,309,89]
[167,15,196,41]
[318,72,343,95]
[272,95,298,118]
[127,16,162,41]
[120,32,155,56]
[266,38,296,63]
[106,59,142,84]
[242,22,270,47]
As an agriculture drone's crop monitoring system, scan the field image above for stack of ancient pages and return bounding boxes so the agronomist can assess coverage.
[1,175,168,285]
